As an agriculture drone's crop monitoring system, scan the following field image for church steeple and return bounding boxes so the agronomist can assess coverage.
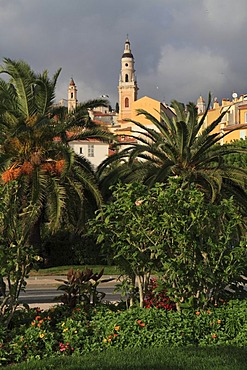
[118,36,138,122]
[68,77,77,113]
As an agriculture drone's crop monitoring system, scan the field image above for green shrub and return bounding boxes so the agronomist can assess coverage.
[0,299,246,366]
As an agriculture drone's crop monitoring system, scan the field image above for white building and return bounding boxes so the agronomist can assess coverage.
[69,139,109,169]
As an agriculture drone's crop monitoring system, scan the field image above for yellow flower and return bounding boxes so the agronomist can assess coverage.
[61,322,65,327]
[74,330,78,334]
[217,320,221,324]
[39,333,45,339]
[114,325,120,331]
[103,338,107,343]
[63,328,68,332]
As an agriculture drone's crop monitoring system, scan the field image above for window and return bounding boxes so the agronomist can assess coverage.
[79,147,83,155]
[240,130,246,140]
[71,92,73,99]
[125,97,129,108]
[125,74,129,82]
[88,144,94,157]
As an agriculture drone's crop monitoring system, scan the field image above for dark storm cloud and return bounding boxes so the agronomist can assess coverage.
[1,0,247,107]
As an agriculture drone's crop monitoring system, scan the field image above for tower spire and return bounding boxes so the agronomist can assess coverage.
[68,77,77,113]
[118,36,138,123]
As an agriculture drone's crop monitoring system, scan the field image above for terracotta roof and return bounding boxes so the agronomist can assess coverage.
[117,135,137,143]
[222,123,247,131]
[93,112,116,117]
[238,104,247,109]
[54,131,107,143]
[114,127,132,132]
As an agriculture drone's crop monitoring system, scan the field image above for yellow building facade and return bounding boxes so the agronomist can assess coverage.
[198,95,247,144]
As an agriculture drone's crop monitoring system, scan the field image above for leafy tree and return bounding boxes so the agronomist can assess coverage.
[223,138,247,169]
[98,96,247,212]
[0,58,112,256]
[88,178,246,310]
[88,182,160,308]
[0,182,41,327]
[152,178,246,310]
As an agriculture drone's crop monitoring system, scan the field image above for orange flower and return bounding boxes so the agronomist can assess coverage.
[42,163,55,173]
[195,311,200,315]
[31,321,36,326]
[212,334,217,339]
[207,310,211,314]
[35,316,41,321]
[114,326,120,331]
[137,319,145,327]
[1,167,22,183]
[55,159,65,174]
[217,320,221,324]
[135,199,144,206]
[21,161,34,175]
[108,335,113,339]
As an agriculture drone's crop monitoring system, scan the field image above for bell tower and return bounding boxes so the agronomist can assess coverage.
[118,36,138,122]
[68,77,77,113]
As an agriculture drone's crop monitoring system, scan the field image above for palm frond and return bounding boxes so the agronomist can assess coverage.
[0,58,36,117]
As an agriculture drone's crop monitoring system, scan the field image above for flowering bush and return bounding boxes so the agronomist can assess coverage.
[0,300,246,366]
[144,278,175,310]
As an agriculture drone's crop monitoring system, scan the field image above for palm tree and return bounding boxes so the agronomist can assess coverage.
[98,96,247,211]
[0,58,112,255]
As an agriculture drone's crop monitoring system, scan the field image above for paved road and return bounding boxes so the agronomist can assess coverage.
[18,275,123,309]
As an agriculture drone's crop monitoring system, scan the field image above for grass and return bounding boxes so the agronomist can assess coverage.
[30,265,120,276]
[4,346,247,370]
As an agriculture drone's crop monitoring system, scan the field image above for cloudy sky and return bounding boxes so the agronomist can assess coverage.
[1,0,247,108]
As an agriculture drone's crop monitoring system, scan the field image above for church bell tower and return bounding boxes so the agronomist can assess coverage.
[68,78,77,113]
[118,36,138,122]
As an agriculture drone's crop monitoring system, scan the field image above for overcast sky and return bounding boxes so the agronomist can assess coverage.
[1,0,247,108]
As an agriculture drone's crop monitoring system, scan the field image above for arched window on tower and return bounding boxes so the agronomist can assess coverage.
[71,92,74,99]
[125,74,129,82]
[125,97,129,108]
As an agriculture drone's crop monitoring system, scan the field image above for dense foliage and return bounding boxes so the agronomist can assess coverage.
[89,179,247,310]
[0,300,246,366]
[0,58,111,254]
[0,58,111,324]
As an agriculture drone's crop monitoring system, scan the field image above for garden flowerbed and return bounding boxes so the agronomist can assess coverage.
[0,299,246,366]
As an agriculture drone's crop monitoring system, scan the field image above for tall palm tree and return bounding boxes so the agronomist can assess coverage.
[0,58,112,254]
[98,96,247,211]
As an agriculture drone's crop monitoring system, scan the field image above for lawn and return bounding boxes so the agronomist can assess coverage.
[5,346,247,370]
[29,265,120,276]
